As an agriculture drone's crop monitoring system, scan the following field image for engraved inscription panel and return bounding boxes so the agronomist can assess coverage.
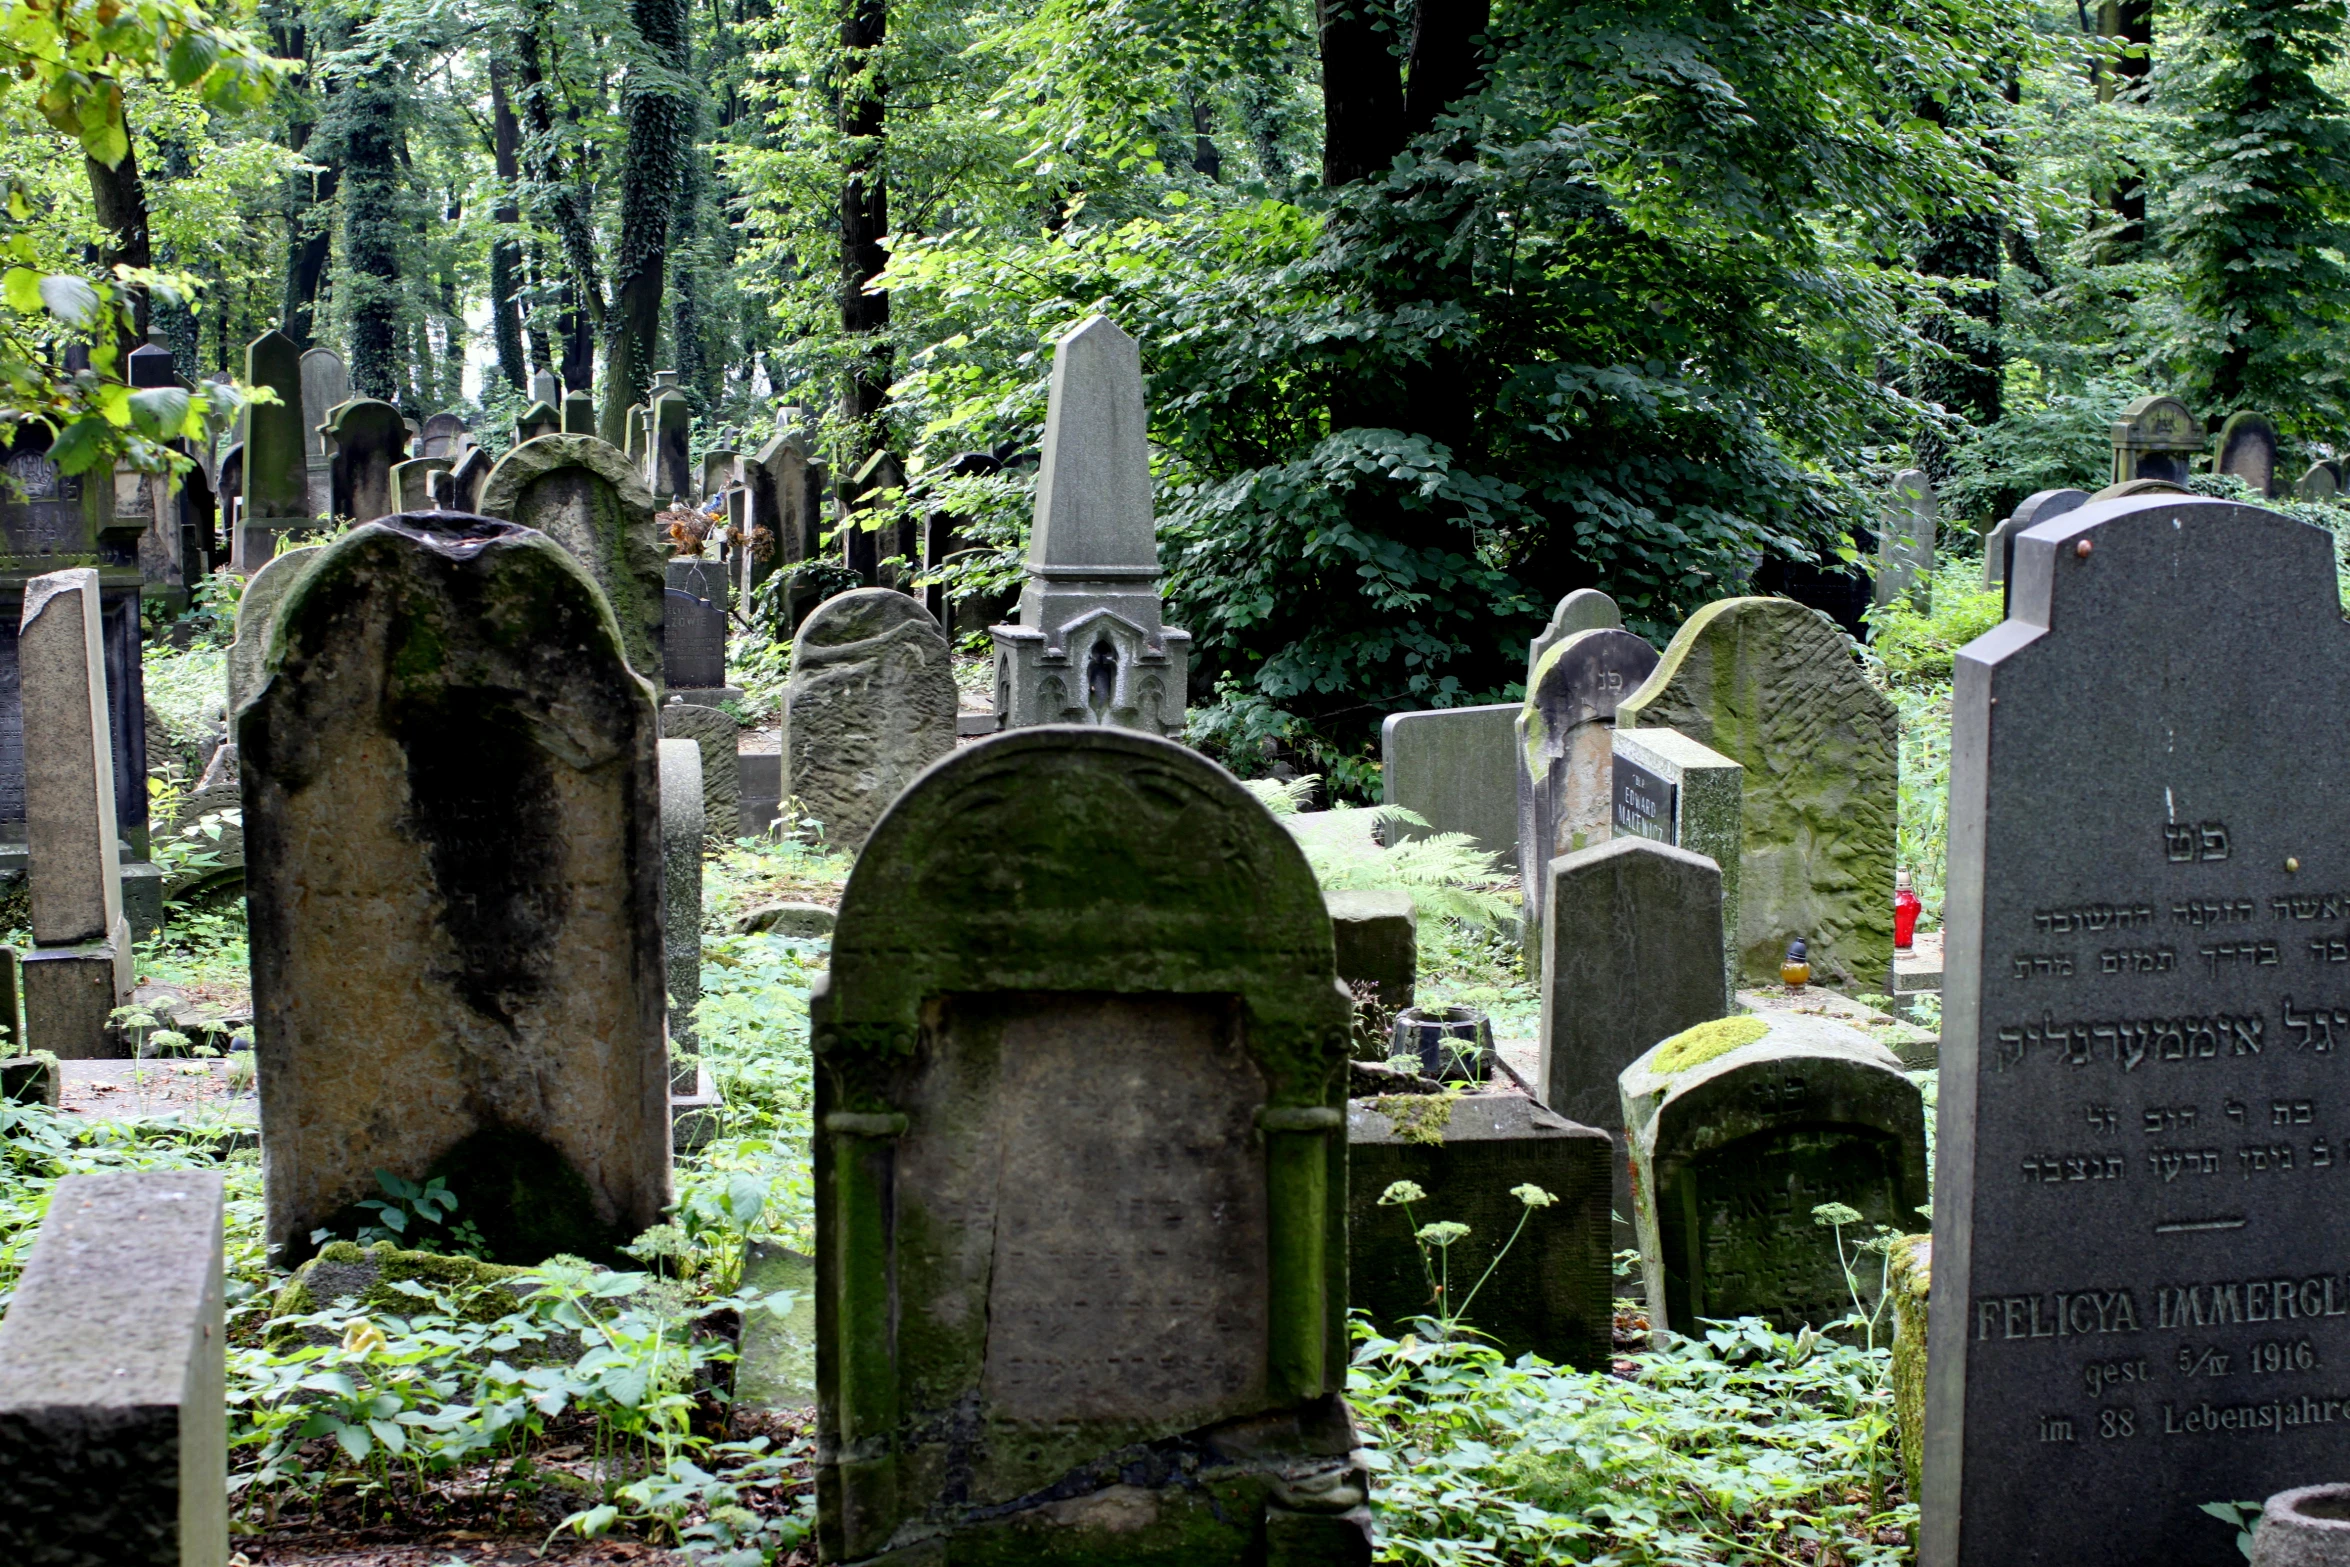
[1937,499,2350,1567]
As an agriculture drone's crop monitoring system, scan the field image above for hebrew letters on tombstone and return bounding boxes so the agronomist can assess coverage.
[2110,394,2205,487]
[780,588,955,852]
[240,515,670,1266]
[813,727,1365,1563]
[662,559,728,693]
[1925,494,2350,1567]
[990,316,1191,736]
[2216,412,2280,499]
[1617,596,1896,990]
[478,435,667,683]
[1525,587,1623,690]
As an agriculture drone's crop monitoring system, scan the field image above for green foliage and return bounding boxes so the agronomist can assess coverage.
[1893,682,1952,930]
[353,1168,488,1257]
[1868,558,2006,685]
[1350,1318,1913,1564]
[1243,774,1515,927]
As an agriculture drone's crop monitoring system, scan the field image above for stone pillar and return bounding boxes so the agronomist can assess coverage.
[0,1170,226,1567]
[659,736,702,1075]
[298,346,349,524]
[18,570,130,1057]
[234,330,309,571]
[649,373,691,501]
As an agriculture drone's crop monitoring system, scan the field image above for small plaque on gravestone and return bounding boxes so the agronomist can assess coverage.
[1613,755,1675,843]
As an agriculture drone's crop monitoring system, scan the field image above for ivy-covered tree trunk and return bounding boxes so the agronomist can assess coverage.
[83,127,153,347]
[323,56,407,401]
[277,24,339,351]
[2171,0,2350,417]
[671,129,713,410]
[517,9,608,394]
[600,0,693,442]
[838,0,891,531]
[488,57,529,394]
[1317,0,1404,186]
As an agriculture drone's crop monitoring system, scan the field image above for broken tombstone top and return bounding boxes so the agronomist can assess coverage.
[1927,493,2350,1567]
[812,726,1363,1564]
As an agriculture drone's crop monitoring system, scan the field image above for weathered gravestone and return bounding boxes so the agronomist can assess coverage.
[418,412,468,461]
[237,330,308,571]
[2111,394,2204,486]
[2296,462,2339,503]
[663,558,729,693]
[648,374,691,501]
[478,435,667,682]
[321,397,409,528]
[1617,596,1897,990]
[240,514,671,1266]
[2217,412,2280,498]
[0,1169,225,1567]
[659,736,703,1064]
[1381,704,1519,866]
[812,727,1368,1563]
[531,370,560,407]
[701,449,738,505]
[1624,1012,1926,1339]
[225,546,322,717]
[661,701,740,841]
[1517,626,1660,960]
[1540,835,1729,1241]
[299,346,349,523]
[1985,488,2089,592]
[1924,493,2350,1567]
[19,569,131,1058]
[748,408,826,625]
[736,1240,818,1411]
[516,400,561,444]
[561,389,595,437]
[1525,587,1624,689]
[1348,1090,1612,1367]
[391,456,451,514]
[782,588,955,852]
[1876,469,1938,608]
[447,445,493,514]
[991,316,1192,735]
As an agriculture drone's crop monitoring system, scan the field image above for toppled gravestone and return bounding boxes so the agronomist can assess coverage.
[240,514,671,1267]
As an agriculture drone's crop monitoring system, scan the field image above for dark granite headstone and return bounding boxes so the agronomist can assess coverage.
[241,513,670,1267]
[1926,494,2350,1567]
[812,727,1367,1563]
[663,558,728,691]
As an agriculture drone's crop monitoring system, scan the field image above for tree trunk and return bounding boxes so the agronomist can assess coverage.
[335,70,407,401]
[1317,0,1405,187]
[600,0,694,442]
[839,0,891,559]
[84,122,154,350]
[1399,0,1489,144]
[1186,85,1222,180]
[671,130,713,409]
[517,12,609,393]
[488,58,529,394]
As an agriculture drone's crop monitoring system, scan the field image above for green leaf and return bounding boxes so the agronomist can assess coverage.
[332,1421,373,1463]
[2,268,42,314]
[165,31,219,88]
[128,388,191,441]
[38,274,99,328]
[569,1504,619,1539]
[47,417,108,477]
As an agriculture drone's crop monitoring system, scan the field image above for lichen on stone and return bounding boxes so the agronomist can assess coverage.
[1374,1089,1459,1146]
[1650,1015,1770,1076]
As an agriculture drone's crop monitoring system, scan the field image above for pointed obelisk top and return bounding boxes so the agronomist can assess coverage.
[1026,315,1157,573]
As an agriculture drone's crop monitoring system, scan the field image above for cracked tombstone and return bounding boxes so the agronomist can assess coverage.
[813,727,1367,1564]
[240,514,670,1266]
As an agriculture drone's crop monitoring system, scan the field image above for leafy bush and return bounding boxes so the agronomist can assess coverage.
[1867,560,2004,685]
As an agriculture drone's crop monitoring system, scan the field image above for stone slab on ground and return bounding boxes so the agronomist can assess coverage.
[0,1169,226,1567]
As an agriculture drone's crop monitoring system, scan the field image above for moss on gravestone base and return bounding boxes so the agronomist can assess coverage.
[1373,1090,1457,1146]
[1888,1233,1931,1500]
[1649,1015,1770,1077]
[271,1240,532,1344]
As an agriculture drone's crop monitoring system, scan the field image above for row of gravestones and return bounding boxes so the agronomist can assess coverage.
[0,497,1937,1559]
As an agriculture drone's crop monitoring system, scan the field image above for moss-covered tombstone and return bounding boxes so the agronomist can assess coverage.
[477,435,666,683]
[812,727,1368,1566]
[1616,596,1897,990]
[781,588,956,854]
[241,515,671,1268]
[1622,1012,1926,1340]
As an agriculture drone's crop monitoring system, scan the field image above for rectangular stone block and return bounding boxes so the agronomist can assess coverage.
[738,751,781,836]
[734,1239,815,1410]
[1326,888,1416,1043]
[663,559,728,692]
[2,1050,59,1105]
[1611,725,1742,1000]
[0,1169,226,1567]
[1381,703,1518,866]
[23,939,131,1059]
[1348,1091,1612,1367]
[21,570,123,947]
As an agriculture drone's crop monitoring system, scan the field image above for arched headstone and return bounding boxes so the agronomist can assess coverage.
[478,434,667,682]
[781,588,955,851]
[812,727,1363,1563]
[1516,625,1659,961]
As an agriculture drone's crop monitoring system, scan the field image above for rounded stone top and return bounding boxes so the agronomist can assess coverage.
[1621,1010,1918,1165]
[793,586,943,652]
[820,726,1350,1088]
[477,433,652,522]
[2253,1484,2350,1567]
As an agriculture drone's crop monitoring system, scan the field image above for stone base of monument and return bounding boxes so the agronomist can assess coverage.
[1,1051,57,1106]
[955,710,998,736]
[120,858,163,945]
[1737,984,1938,1070]
[22,930,130,1059]
[671,1061,721,1152]
[1889,929,1941,1025]
[1348,1090,1612,1369]
[670,684,744,708]
[735,1239,815,1411]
